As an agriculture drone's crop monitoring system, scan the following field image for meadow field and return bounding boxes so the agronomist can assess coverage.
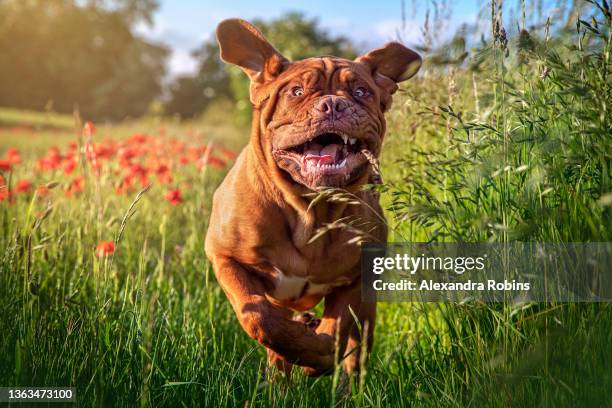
[1,3,611,407]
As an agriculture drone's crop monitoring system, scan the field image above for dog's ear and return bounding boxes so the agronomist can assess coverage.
[216,18,288,84]
[356,42,422,94]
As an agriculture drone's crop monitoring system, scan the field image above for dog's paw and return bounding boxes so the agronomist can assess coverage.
[294,312,321,331]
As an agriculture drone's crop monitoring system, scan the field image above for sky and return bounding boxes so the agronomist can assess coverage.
[133,0,488,77]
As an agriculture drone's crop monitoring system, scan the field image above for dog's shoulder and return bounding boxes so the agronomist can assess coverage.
[205,146,287,261]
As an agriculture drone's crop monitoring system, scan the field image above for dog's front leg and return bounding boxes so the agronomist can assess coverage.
[266,311,323,376]
[265,307,294,376]
[210,256,334,370]
[302,278,376,377]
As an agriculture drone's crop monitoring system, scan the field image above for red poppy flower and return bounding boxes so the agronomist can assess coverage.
[83,121,96,137]
[209,156,226,169]
[126,163,148,187]
[16,179,32,193]
[36,185,50,198]
[128,133,148,144]
[158,173,172,184]
[36,147,62,171]
[95,240,115,257]
[198,155,226,170]
[221,147,237,160]
[170,140,185,154]
[154,163,172,184]
[6,148,21,164]
[118,147,138,169]
[115,175,134,195]
[63,158,76,174]
[0,175,9,202]
[0,191,12,203]
[187,146,202,161]
[0,159,11,171]
[65,176,85,197]
[164,188,182,205]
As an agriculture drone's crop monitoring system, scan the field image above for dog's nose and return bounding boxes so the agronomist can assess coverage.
[315,96,348,115]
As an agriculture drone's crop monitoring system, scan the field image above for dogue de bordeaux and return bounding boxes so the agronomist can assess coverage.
[205,18,421,377]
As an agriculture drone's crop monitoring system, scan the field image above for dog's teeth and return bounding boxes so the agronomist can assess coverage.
[342,135,348,144]
[340,158,347,167]
[349,138,357,145]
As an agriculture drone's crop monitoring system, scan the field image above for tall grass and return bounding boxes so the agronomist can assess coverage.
[376,1,611,406]
[0,1,610,407]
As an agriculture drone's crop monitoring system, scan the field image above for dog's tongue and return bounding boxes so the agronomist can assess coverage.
[320,144,340,157]
[305,154,334,165]
[304,143,340,165]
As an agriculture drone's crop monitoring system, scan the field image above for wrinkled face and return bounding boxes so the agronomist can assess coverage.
[267,58,386,189]
[215,18,421,191]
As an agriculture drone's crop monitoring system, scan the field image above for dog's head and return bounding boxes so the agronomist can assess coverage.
[217,19,421,190]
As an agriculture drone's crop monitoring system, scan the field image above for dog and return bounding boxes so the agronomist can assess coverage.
[205,18,421,376]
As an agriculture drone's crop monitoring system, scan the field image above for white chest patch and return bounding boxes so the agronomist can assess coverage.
[271,267,350,300]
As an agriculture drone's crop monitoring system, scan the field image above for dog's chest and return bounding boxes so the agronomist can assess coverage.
[270,267,354,300]
[267,239,361,301]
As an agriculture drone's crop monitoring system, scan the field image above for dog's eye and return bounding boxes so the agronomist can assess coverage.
[354,87,369,98]
[291,86,304,97]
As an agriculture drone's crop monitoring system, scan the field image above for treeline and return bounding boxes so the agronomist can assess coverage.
[0,0,593,122]
[0,2,358,122]
[0,0,167,121]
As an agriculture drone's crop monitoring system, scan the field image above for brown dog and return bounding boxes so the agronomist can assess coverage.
[205,18,421,376]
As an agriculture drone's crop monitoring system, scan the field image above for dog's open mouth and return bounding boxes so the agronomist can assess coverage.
[296,132,363,174]
[273,131,370,188]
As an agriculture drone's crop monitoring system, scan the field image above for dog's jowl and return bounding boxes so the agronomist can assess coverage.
[205,18,421,376]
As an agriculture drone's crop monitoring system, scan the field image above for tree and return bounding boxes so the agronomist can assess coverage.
[252,12,357,61]
[0,0,167,120]
[85,0,159,25]
[163,42,231,119]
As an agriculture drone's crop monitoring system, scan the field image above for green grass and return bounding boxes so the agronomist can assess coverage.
[1,3,611,407]
[0,107,74,131]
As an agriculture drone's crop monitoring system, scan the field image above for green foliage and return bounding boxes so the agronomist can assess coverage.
[163,42,232,119]
[382,3,611,243]
[252,12,358,61]
[0,0,167,120]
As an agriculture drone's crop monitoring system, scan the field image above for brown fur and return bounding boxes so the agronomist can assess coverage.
[205,18,421,376]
